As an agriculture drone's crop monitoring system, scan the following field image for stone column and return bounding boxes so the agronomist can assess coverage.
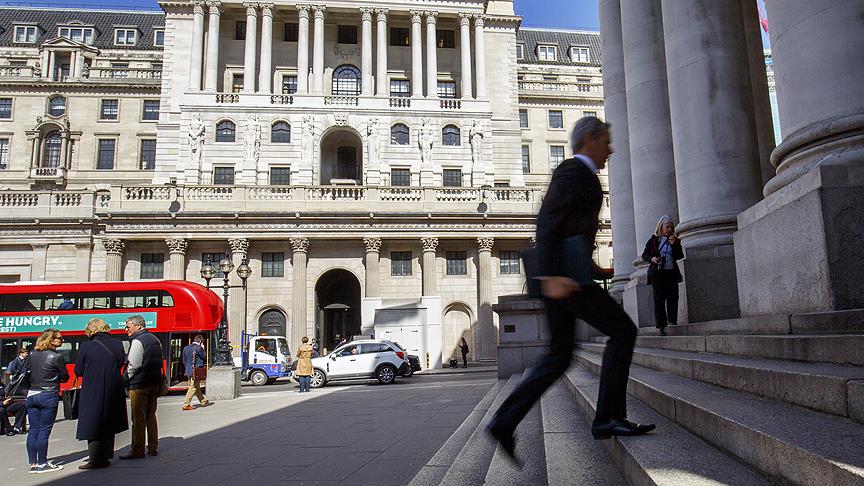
[375,9,389,96]
[363,237,381,297]
[477,237,494,360]
[360,7,374,96]
[189,0,206,91]
[30,244,48,281]
[75,242,92,282]
[242,2,258,93]
[290,238,309,349]
[165,238,189,280]
[458,13,473,100]
[425,12,438,99]
[420,237,438,296]
[102,238,125,281]
[228,239,249,356]
[204,1,222,92]
[296,5,310,94]
[311,5,326,94]
[410,10,424,97]
[599,0,637,303]
[258,3,274,93]
[473,15,487,99]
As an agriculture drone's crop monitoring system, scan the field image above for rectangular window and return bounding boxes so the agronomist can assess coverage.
[140,253,165,279]
[521,145,530,174]
[391,168,410,187]
[140,139,156,170]
[100,99,118,120]
[214,166,234,185]
[446,251,467,276]
[548,110,563,129]
[232,74,244,93]
[261,252,285,277]
[235,21,246,40]
[443,169,462,187]
[0,139,8,170]
[390,251,412,276]
[584,110,598,118]
[153,29,165,46]
[519,109,528,128]
[499,251,520,275]
[390,27,409,47]
[142,100,160,121]
[14,26,37,43]
[269,167,291,185]
[284,23,298,42]
[389,79,410,97]
[281,75,297,94]
[337,25,358,44]
[436,30,455,48]
[516,44,524,60]
[437,81,457,99]
[59,27,94,44]
[571,46,590,63]
[538,45,558,61]
[0,98,11,119]
[115,29,137,46]
[202,252,224,267]
[97,139,116,169]
[550,145,565,170]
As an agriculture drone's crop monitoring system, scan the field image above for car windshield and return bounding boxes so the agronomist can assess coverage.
[278,338,290,357]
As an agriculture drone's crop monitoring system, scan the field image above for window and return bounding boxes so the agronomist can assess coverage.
[270,167,291,185]
[140,139,156,170]
[97,139,115,169]
[442,125,461,146]
[571,46,590,63]
[584,110,598,118]
[216,120,236,142]
[48,96,66,117]
[140,253,165,279]
[390,79,410,97]
[521,145,530,173]
[235,21,246,40]
[550,145,565,170]
[213,166,234,185]
[519,109,528,128]
[284,23,298,42]
[443,168,462,187]
[537,45,557,61]
[437,81,457,99]
[100,99,118,120]
[261,252,284,277]
[271,121,290,143]
[142,100,160,121]
[0,139,8,170]
[499,251,520,275]
[436,30,455,48]
[0,98,12,119]
[446,251,467,276]
[338,25,358,44]
[153,29,165,46]
[115,291,161,309]
[390,123,409,145]
[202,253,225,267]
[391,251,412,276]
[282,75,297,94]
[548,110,563,129]
[14,26,37,43]
[332,65,361,96]
[59,27,94,44]
[391,168,410,187]
[390,27,409,46]
[336,146,357,180]
[115,29,137,46]
[232,74,244,93]
[516,44,524,60]
[42,131,61,167]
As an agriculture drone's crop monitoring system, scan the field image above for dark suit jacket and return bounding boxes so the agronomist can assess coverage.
[183,343,206,378]
[641,235,684,283]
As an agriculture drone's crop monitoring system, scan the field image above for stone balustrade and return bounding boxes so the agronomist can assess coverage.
[517,81,603,98]
[88,67,162,80]
[0,190,102,218]
[0,65,36,78]
[204,92,487,112]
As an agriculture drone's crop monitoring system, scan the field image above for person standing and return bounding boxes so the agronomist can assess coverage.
[642,216,684,336]
[182,335,210,410]
[296,336,314,393]
[75,319,128,470]
[459,338,470,368]
[25,329,69,474]
[7,347,28,377]
[487,117,655,463]
[121,315,163,459]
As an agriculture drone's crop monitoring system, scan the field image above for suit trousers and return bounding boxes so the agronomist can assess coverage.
[129,385,159,454]
[491,285,637,431]
[87,435,115,465]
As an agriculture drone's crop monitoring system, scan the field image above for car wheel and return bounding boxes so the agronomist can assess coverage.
[310,369,326,388]
[402,366,414,378]
[250,370,268,386]
[377,365,397,384]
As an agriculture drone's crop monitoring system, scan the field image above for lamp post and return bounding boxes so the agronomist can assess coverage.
[201,251,252,368]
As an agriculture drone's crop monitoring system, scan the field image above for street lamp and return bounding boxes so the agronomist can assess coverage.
[201,251,251,367]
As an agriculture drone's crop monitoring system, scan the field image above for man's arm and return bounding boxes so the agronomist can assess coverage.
[126,339,144,380]
[535,164,591,277]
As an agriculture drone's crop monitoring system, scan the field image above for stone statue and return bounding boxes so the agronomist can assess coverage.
[244,114,261,165]
[469,120,484,166]
[419,118,434,167]
[302,115,316,164]
[188,113,205,169]
[366,118,379,167]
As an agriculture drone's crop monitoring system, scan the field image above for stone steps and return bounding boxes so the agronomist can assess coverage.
[574,349,864,486]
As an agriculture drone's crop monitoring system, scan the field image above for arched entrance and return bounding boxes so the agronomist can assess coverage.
[315,269,361,352]
[258,308,286,337]
[320,128,363,185]
[443,303,474,362]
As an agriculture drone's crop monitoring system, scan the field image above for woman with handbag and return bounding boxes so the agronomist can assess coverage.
[642,216,685,336]
[25,328,70,474]
[74,319,128,470]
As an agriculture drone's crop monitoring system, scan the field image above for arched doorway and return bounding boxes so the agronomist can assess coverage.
[258,308,287,337]
[315,269,361,352]
[443,303,474,363]
[320,128,363,185]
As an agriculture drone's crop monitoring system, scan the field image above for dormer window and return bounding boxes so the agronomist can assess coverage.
[115,29,138,46]
[59,26,94,44]
[14,26,37,43]
[153,29,165,46]
[537,45,557,61]
[516,44,524,60]
[571,46,590,63]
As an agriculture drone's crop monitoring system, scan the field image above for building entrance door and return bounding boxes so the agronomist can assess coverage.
[314,269,361,353]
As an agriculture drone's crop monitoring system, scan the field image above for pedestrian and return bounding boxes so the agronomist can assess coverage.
[7,347,28,377]
[642,215,684,336]
[0,383,27,436]
[75,319,128,470]
[182,335,210,410]
[296,336,314,393]
[311,338,320,358]
[487,117,654,463]
[121,314,164,459]
[25,328,70,474]
[459,338,470,368]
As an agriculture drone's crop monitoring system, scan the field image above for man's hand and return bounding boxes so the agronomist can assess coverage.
[2,397,11,406]
[541,277,581,299]
[651,257,660,264]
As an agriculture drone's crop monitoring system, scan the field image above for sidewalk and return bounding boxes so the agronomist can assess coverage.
[416,364,497,376]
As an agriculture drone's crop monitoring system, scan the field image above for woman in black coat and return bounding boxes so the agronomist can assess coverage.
[74,319,128,469]
[642,216,685,336]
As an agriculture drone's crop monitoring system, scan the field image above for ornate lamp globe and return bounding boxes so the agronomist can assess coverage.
[219,256,234,275]
[236,259,252,281]
[200,260,215,280]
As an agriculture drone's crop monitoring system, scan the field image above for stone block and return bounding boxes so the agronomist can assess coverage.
[705,335,864,365]
[622,271,655,328]
[680,245,741,323]
[496,342,547,379]
[635,335,706,352]
[850,381,864,424]
[666,314,790,336]
[205,365,241,400]
[791,308,864,334]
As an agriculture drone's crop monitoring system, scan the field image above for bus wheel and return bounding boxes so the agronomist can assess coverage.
[250,370,269,386]
[310,369,326,388]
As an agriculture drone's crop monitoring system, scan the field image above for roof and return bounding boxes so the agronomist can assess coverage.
[0,7,165,50]
[516,28,601,67]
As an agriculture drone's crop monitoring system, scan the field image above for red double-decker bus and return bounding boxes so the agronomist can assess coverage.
[0,281,223,390]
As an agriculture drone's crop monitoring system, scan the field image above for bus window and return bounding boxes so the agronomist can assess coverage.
[1,339,19,371]
[160,291,174,307]
[46,293,77,310]
[3,294,42,312]
[80,293,112,310]
[115,291,160,309]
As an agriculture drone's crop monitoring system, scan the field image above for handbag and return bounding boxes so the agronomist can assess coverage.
[193,366,207,381]
[62,378,81,420]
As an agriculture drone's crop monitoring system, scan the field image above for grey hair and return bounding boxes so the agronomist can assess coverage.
[126,314,146,329]
[570,116,610,153]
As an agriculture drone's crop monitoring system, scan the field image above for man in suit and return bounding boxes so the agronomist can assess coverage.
[487,117,655,462]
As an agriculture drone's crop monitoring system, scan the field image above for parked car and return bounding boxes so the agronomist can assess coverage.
[390,342,422,377]
[301,340,411,388]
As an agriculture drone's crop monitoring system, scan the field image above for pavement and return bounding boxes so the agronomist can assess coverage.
[0,370,497,486]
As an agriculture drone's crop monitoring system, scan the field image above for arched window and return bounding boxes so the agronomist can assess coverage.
[331,65,361,96]
[442,125,461,146]
[216,120,235,142]
[271,121,290,143]
[391,123,409,145]
[42,131,62,167]
[48,96,66,117]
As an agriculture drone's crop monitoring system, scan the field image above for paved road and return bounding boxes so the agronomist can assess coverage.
[1,371,497,486]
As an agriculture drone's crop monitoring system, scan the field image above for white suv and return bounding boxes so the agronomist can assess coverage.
[307,339,410,388]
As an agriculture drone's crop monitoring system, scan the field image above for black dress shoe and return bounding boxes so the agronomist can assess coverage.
[659,327,668,336]
[591,418,656,440]
[486,422,522,468]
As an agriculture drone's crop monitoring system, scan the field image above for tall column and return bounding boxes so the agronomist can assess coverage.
[311,5,326,94]
[360,7,374,96]
[375,9,389,96]
[242,2,258,93]
[189,0,206,91]
[296,5,310,94]
[599,0,637,302]
[204,1,222,92]
[476,237,494,360]
[258,3,274,93]
[473,15,487,99]
[30,244,48,281]
[290,238,309,351]
[165,238,189,280]
[420,237,438,296]
[75,242,92,282]
[363,237,381,297]
[410,11,424,97]
[228,239,249,356]
[458,13,473,100]
[102,238,125,281]
[425,11,438,99]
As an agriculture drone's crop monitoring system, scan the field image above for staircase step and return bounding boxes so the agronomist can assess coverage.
[575,350,864,485]
[563,365,769,485]
[638,314,792,336]
[577,342,864,419]
[541,380,625,486]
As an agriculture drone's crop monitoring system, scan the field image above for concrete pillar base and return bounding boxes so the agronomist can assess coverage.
[205,366,242,400]
[680,245,740,323]
[493,294,547,379]
[623,267,655,328]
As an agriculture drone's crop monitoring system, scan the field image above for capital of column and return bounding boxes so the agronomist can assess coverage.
[359,7,374,22]
[458,12,472,27]
[296,4,310,18]
[312,5,326,18]
[473,14,485,28]
[421,237,438,252]
[192,0,206,15]
[166,238,189,255]
[102,238,125,256]
[375,8,388,21]
[290,237,309,253]
[477,237,494,252]
[410,10,423,24]
[362,237,382,253]
[206,1,222,15]
[228,238,249,255]
[259,2,273,17]
[243,1,258,15]
[425,11,438,25]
